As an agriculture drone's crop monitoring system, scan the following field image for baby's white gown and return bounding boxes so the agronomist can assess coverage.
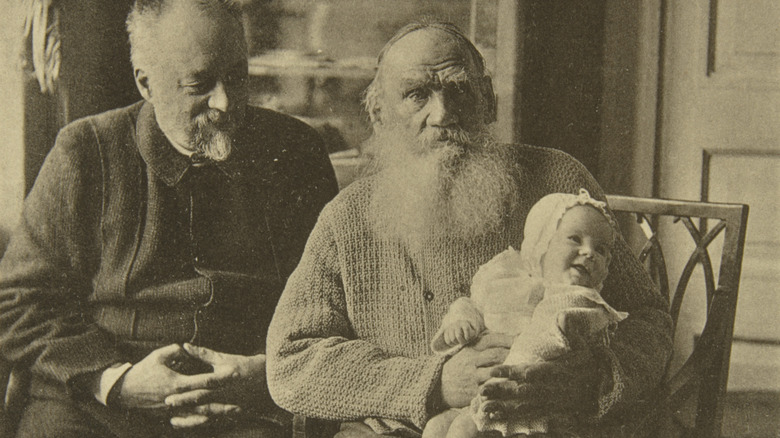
[430,248,627,436]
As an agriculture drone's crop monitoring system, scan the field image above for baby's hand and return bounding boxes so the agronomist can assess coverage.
[443,320,479,347]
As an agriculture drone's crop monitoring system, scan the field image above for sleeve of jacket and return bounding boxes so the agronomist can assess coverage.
[549,150,674,420]
[593,234,674,420]
[266,206,447,430]
[289,126,339,257]
[0,120,123,389]
[264,116,339,278]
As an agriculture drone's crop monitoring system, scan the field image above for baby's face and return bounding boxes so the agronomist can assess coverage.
[541,205,613,288]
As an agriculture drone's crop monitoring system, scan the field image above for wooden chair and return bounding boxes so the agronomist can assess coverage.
[605,195,749,437]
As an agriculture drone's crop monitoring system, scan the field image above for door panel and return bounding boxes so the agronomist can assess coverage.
[660,0,779,391]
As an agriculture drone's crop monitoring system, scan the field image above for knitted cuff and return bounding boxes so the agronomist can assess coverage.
[424,354,450,420]
[589,344,625,422]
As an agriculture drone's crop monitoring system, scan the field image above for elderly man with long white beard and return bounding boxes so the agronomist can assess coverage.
[267,21,672,438]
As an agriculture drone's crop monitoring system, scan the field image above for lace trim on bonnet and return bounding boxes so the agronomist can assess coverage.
[519,188,616,288]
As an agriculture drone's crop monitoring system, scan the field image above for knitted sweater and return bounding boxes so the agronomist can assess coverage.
[266,144,673,436]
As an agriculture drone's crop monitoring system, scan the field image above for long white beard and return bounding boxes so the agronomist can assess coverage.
[191,109,235,162]
[367,124,518,249]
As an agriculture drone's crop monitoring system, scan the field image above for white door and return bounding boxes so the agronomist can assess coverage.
[660,0,780,391]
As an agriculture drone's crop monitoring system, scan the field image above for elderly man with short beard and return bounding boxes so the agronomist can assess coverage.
[266,21,672,438]
[0,0,337,437]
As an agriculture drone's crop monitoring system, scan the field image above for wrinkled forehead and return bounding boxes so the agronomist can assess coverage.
[379,28,479,86]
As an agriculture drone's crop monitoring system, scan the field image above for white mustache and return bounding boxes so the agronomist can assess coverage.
[423,127,470,145]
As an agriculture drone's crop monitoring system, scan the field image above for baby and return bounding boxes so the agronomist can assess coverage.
[423,189,628,438]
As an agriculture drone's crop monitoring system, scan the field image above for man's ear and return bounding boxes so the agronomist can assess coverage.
[134,68,152,101]
[480,76,497,124]
[365,79,382,124]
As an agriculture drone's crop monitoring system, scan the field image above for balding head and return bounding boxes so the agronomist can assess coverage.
[127,0,245,72]
[376,22,488,78]
[364,21,495,126]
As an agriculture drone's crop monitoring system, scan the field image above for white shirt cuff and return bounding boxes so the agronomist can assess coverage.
[92,362,133,406]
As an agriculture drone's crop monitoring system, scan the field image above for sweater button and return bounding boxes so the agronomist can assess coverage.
[423,291,434,302]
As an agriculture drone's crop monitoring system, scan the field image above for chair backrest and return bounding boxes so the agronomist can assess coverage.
[606,195,749,438]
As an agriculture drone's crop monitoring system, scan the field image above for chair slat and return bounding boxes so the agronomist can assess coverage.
[606,195,748,438]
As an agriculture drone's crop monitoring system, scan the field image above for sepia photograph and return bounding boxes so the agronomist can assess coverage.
[0,1,777,437]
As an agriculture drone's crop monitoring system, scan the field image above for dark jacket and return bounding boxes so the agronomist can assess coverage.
[0,101,338,389]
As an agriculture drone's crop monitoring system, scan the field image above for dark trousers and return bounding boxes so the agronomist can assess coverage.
[15,378,289,438]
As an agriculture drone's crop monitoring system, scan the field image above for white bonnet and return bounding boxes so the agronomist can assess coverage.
[519,188,615,279]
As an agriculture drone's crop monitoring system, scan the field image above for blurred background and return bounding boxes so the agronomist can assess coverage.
[0,1,777,435]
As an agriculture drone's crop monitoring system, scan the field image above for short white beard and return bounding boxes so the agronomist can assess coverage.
[191,109,235,162]
[367,124,518,249]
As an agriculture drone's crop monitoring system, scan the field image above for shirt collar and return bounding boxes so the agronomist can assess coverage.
[136,102,244,186]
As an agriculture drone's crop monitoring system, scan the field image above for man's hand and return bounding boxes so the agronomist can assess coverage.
[477,313,602,420]
[443,320,480,347]
[440,332,512,408]
[163,343,268,429]
[116,344,222,410]
[168,403,241,429]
